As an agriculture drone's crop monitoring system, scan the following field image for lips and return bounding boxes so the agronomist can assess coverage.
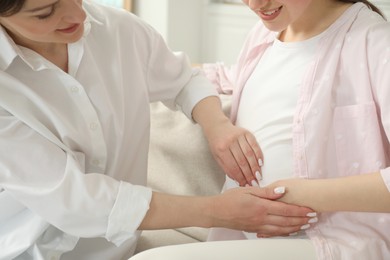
[257,6,283,21]
[57,24,80,34]
[261,6,283,16]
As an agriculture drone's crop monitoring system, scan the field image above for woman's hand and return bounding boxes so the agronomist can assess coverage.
[192,96,263,187]
[206,119,263,187]
[140,186,317,238]
[212,186,317,237]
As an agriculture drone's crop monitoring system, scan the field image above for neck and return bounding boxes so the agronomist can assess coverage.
[31,43,69,73]
[4,28,69,72]
[280,2,352,42]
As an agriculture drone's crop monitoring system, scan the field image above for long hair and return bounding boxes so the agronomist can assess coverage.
[0,0,25,17]
[339,0,386,18]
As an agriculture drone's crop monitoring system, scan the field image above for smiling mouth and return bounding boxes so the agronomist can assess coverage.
[260,6,283,16]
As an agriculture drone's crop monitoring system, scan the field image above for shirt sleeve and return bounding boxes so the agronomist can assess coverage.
[368,22,390,192]
[202,62,236,95]
[0,110,151,246]
[144,25,218,120]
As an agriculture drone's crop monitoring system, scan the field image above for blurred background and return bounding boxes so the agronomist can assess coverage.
[94,0,390,65]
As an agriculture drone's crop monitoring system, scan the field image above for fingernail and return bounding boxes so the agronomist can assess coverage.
[258,158,264,167]
[251,180,259,187]
[308,217,318,224]
[306,212,317,217]
[289,232,298,236]
[245,184,250,187]
[300,224,311,230]
[255,171,262,182]
[274,186,285,194]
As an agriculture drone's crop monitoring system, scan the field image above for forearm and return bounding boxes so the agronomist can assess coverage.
[274,172,390,213]
[138,192,214,230]
[138,187,317,237]
[192,96,230,133]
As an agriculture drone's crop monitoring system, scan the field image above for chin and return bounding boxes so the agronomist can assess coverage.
[263,23,286,33]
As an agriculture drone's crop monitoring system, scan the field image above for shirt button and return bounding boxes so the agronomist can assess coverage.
[89,122,98,130]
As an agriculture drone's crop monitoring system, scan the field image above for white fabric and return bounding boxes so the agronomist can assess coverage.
[129,239,316,260]
[0,1,217,260]
[233,36,320,239]
[236,36,320,187]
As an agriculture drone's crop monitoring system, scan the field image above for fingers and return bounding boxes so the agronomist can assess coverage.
[209,124,263,187]
[229,133,263,187]
[216,151,247,186]
[244,132,263,171]
[230,139,257,186]
[254,214,318,237]
[219,187,318,237]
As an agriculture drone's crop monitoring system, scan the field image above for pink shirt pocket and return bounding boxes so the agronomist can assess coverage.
[333,103,386,176]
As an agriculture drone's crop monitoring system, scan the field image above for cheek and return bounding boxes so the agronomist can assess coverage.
[19,21,59,36]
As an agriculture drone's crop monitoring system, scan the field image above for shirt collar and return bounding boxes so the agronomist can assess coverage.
[0,1,104,72]
[0,26,18,71]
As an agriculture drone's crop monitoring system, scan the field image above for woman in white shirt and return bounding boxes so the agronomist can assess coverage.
[0,0,316,259]
[131,0,390,260]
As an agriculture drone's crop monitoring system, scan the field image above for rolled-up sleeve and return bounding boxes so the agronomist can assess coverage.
[0,112,151,246]
[106,182,152,246]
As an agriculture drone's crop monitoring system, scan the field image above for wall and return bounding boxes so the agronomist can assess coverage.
[372,0,390,19]
[133,0,390,64]
[133,0,204,63]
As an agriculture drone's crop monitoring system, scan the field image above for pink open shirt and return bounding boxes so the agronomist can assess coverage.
[203,3,390,260]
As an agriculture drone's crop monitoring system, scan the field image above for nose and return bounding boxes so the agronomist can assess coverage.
[62,0,87,24]
[246,0,270,11]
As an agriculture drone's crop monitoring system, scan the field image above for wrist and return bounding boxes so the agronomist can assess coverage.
[201,116,231,137]
[201,196,219,228]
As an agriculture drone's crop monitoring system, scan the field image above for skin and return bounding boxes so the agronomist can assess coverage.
[0,0,86,72]
[139,186,316,237]
[269,173,390,213]
[0,0,316,236]
[192,96,264,187]
[237,0,390,215]
[243,0,351,42]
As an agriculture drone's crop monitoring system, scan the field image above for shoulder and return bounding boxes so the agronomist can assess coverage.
[353,7,390,57]
[83,0,159,39]
[334,4,390,61]
[348,5,390,40]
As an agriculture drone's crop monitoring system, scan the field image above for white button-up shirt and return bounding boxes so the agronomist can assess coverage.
[0,1,217,259]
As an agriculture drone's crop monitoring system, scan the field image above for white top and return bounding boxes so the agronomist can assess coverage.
[235,35,320,186]
[233,35,320,239]
[0,1,217,260]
